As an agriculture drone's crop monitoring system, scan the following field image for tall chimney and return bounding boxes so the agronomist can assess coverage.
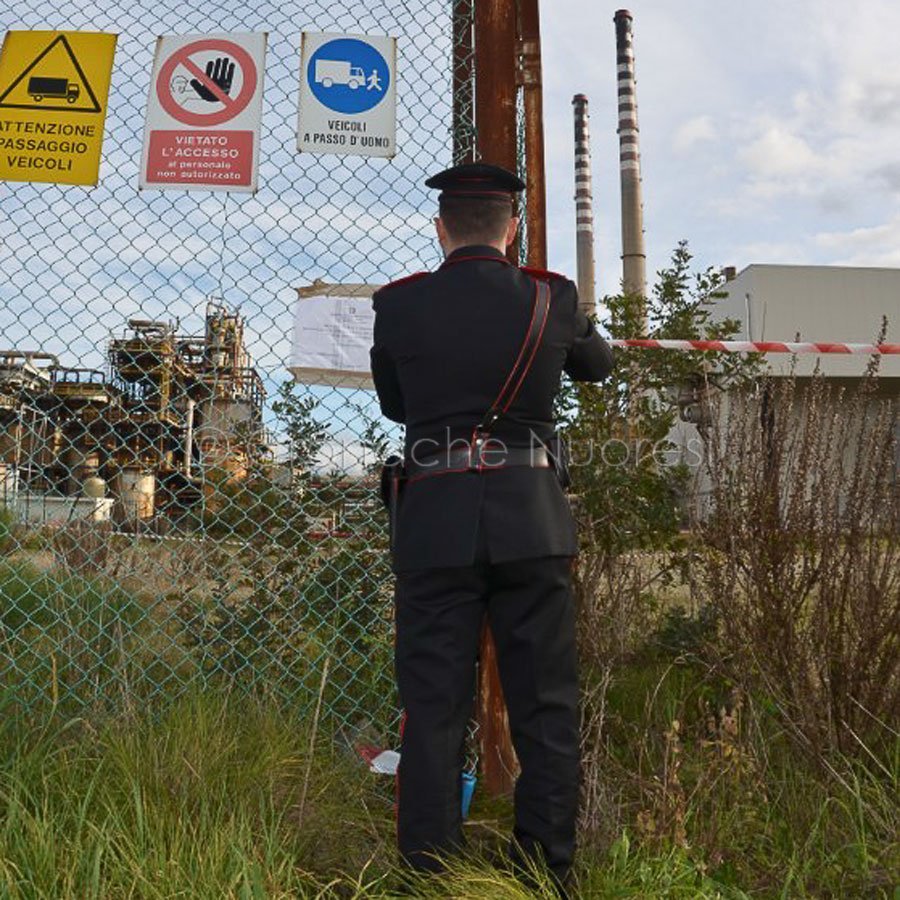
[614,9,647,311]
[572,94,596,316]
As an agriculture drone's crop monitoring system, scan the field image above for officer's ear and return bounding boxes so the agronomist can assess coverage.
[435,216,452,253]
[504,216,520,249]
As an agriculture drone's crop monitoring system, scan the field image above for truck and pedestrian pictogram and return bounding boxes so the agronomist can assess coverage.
[314,59,366,90]
[27,76,80,103]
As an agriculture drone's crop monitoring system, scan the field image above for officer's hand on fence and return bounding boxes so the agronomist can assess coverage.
[190,57,235,102]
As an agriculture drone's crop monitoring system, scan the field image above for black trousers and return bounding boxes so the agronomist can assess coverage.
[394,553,579,884]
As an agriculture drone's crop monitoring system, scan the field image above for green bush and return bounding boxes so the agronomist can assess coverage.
[175,537,396,733]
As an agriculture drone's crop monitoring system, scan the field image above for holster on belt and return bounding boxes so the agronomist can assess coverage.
[379,454,406,550]
[546,432,571,489]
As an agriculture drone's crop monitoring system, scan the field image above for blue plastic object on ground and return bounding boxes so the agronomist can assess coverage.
[461,772,477,818]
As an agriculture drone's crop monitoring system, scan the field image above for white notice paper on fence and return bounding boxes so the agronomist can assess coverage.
[290,285,377,387]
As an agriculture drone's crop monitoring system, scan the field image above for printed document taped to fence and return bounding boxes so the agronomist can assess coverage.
[290,290,375,388]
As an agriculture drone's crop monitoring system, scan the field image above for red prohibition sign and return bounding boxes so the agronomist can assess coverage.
[156,38,258,127]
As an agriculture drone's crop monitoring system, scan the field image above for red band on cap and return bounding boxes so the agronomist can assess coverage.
[441,190,514,198]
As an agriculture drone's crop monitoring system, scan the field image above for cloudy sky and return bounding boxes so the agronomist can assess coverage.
[1,0,898,467]
[2,0,899,374]
[541,0,900,295]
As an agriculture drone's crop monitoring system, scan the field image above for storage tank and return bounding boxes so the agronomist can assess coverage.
[196,396,255,478]
[116,468,155,521]
[63,446,101,495]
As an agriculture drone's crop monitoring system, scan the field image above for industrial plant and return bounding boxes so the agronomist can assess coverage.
[0,300,268,529]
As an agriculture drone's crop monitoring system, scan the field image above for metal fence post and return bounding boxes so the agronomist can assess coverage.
[472,0,520,796]
[518,0,547,270]
[453,0,476,166]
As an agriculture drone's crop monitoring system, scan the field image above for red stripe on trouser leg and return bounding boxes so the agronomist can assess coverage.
[395,710,407,829]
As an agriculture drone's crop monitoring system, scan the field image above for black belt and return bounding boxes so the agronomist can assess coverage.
[406,445,551,480]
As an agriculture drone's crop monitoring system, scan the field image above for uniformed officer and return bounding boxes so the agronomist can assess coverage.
[369,162,614,893]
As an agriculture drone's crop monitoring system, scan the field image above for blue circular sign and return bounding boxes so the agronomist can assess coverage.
[307,39,390,115]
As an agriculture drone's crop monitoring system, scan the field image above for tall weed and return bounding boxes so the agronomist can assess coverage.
[693,370,899,755]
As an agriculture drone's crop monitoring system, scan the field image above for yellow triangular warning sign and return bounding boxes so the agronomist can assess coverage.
[0,34,101,113]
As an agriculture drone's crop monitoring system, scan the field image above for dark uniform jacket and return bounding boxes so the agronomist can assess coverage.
[370,244,614,573]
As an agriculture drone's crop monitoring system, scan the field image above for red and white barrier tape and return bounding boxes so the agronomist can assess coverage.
[609,339,900,355]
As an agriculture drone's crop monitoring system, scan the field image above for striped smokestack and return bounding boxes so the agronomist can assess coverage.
[572,94,596,316]
[614,9,648,310]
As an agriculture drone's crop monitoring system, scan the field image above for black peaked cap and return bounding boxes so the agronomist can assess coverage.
[425,163,525,201]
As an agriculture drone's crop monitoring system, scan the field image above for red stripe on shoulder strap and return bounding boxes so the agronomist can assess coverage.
[380,272,430,291]
[520,265,567,282]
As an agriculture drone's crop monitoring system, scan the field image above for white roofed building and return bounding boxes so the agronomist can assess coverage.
[671,264,900,515]
[712,264,900,379]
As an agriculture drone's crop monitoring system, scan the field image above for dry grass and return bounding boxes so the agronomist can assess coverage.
[693,371,899,755]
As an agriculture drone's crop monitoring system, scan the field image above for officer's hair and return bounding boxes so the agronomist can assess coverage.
[438,197,513,244]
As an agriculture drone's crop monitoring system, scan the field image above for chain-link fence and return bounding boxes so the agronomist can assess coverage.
[0,0,513,745]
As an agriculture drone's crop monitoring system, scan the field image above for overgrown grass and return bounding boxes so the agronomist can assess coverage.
[1,527,897,896]
[581,650,899,898]
[0,689,391,898]
[0,675,896,898]
[0,560,155,715]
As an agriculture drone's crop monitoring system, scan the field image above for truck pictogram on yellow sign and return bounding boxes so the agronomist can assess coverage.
[0,31,117,185]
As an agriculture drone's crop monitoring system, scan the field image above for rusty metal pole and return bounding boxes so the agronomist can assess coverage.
[518,0,547,269]
[473,0,521,796]
[475,0,519,266]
